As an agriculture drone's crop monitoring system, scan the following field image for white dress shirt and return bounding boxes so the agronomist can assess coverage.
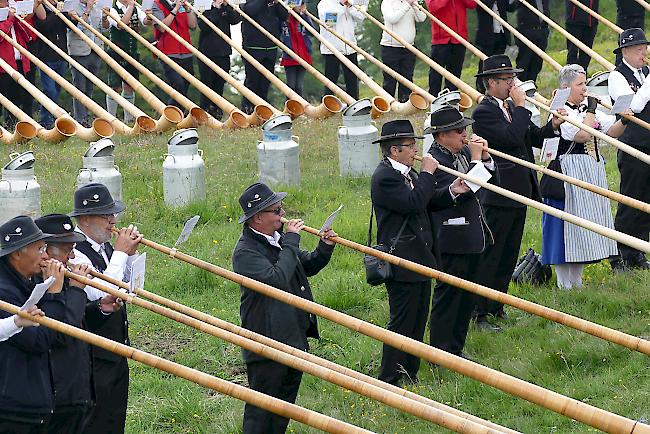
[0,316,22,342]
[250,227,283,249]
[608,58,650,114]
[558,102,616,142]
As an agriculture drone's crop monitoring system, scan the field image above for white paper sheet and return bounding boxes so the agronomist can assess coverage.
[0,8,9,21]
[61,0,79,12]
[21,277,54,311]
[175,215,200,246]
[464,163,492,193]
[129,252,146,292]
[549,87,571,111]
[319,204,343,234]
[609,93,634,115]
[140,0,153,12]
[540,137,560,164]
[15,0,34,16]
[96,0,111,9]
[193,0,211,11]
[444,217,468,226]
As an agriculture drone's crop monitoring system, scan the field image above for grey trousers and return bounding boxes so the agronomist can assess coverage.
[70,52,102,125]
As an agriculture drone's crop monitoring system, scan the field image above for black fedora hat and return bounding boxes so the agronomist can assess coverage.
[238,183,287,224]
[35,214,86,244]
[0,215,52,258]
[424,106,475,134]
[372,120,423,144]
[69,183,125,217]
[475,54,523,77]
[614,28,649,54]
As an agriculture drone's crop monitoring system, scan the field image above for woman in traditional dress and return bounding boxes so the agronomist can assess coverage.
[541,64,628,289]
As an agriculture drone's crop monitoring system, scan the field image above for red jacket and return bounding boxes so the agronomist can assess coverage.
[153,0,192,55]
[0,15,32,75]
[425,0,476,45]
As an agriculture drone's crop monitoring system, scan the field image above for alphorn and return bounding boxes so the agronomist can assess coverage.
[73,13,213,129]
[88,269,519,434]
[58,10,184,132]
[38,3,159,134]
[144,8,284,124]
[0,56,111,141]
[0,93,44,143]
[72,271,508,434]
[304,9,445,107]
[227,0,357,108]
[0,299,373,434]
[279,0,428,117]
[135,234,650,433]
[104,10,248,129]
[471,0,650,164]
[187,3,342,120]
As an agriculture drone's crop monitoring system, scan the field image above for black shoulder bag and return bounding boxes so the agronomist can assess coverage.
[364,207,409,286]
[539,142,576,201]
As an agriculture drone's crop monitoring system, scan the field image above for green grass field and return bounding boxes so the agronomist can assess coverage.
[4,1,650,432]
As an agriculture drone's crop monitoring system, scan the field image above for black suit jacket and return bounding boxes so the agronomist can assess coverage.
[232,226,334,364]
[472,95,557,208]
[370,159,455,282]
[475,0,510,50]
[513,0,550,28]
[428,144,496,255]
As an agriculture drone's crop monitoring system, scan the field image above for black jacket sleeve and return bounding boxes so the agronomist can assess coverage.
[298,240,335,277]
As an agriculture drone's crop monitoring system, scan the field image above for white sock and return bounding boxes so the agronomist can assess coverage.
[555,264,585,289]
[106,95,118,117]
[122,91,135,124]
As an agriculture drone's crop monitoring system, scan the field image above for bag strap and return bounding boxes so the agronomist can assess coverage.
[367,206,375,247]
[388,215,410,254]
[367,206,410,252]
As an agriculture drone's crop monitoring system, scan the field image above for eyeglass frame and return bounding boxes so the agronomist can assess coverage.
[260,204,284,215]
[492,76,516,85]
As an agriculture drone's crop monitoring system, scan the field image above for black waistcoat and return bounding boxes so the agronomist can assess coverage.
[76,241,130,363]
[613,63,650,150]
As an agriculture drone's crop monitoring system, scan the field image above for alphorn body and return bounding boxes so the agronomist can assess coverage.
[228,0,356,108]
[0,92,47,143]
[187,3,342,120]
[104,9,248,129]
[136,234,650,434]
[279,1,428,117]
[89,269,519,434]
[0,55,111,141]
[144,8,283,124]
[73,271,507,434]
[73,13,219,129]
[0,299,373,434]
[54,8,183,132]
[17,15,152,136]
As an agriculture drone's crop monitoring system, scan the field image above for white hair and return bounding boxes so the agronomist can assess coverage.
[558,64,586,88]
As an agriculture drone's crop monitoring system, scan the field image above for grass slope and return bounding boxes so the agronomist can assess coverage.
[6,1,649,432]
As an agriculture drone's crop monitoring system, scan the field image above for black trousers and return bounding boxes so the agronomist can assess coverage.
[161,56,194,108]
[429,253,481,355]
[615,149,650,261]
[429,43,466,97]
[474,206,527,319]
[516,27,549,83]
[83,358,129,434]
[476,32,507,92]
[379,280,431,386]
[0,60,32,129]
[566,24,598,71]
[242,48,278,114]
[47,405,91,434]
[322,53,359,100]
[381,45,416,103]
[0,413,50,434]
[616,14,644,65]
[198,55,230,118]
[285,65,306,99]
[243,359,303,434]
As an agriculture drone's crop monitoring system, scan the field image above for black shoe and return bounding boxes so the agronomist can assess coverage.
[494,310,509,321]
[610,255,627,273]
[475,319,502,332]
[625,253,650,270]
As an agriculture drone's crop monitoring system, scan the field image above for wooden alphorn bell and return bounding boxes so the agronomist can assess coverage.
[144,7,284,125]
[72,14,210,129]
[88,268,519,434]
[136,233,650,433]
[186,2,342,120]
[0,298,373,434]
[71,270,509,434]
[0,93,40,143]
[279,0,429,117]
[104,9,248,129]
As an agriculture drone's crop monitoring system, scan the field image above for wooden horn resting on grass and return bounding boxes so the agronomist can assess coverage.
[187,3,342,120]
[144,8,283,125]
[72,271,508,434]
[104,10,247,129]
[304,9,447,108]
[52,9,183,133]
[89,269,519,434]
[279,1,428,117]
[135,234,650,434]
[73,15,210,130]
[0,56,113,141]
[227,1,358,109]
[0,299,372,434]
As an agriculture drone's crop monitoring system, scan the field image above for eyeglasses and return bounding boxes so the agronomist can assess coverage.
[37,243,48,254]
[261,204,284,215]
[493,77,515,85]
[395,141,417,149]
[454,128,466,134]
[99,213,119,220]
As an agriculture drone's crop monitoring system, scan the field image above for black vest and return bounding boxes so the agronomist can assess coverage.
[613,63,650,150]
[76,240,130,363]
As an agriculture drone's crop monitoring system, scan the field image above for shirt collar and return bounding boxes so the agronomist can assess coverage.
[249,227,282,248]
[622,58,644,75]
[75,226,102,253]
[386,157,411,176]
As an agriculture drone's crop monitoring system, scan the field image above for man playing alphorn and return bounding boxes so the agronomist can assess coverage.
[232,182,337,434]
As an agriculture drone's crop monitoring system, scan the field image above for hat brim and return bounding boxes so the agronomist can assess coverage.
[0,230,53,258]
[613,40,649,53]
[475,67,524,77]
[372,133,424,144]
[43,232,87,243]
[424,117,475,134]
[69,200,126,217]
[238,192,288,224]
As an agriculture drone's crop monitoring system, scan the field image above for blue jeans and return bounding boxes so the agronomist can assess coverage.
[40,60,67,129]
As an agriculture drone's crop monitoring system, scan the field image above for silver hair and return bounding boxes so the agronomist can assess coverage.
[558,64,586,88]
